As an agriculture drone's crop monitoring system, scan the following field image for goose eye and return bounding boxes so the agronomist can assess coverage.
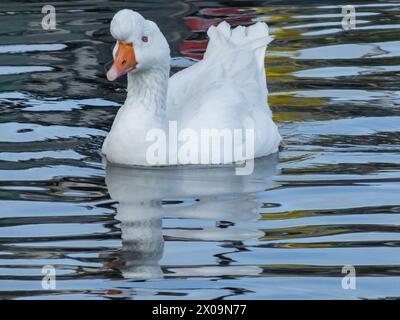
[142,36,148,43]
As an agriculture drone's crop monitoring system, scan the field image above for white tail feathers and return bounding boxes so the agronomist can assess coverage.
[206,21,273,52]
[205,21,273,76]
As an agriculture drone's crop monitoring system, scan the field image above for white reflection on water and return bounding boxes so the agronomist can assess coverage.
[105,155,279,279]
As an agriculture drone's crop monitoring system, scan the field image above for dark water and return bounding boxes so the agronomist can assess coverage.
[1,0,400,299]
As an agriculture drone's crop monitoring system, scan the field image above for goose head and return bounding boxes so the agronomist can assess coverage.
[106,9,170,81]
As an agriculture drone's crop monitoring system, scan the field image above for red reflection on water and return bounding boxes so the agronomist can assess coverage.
[184,16,253,33]
[179,40,208,59]
[199,7,258,17]
[180,7,259,59]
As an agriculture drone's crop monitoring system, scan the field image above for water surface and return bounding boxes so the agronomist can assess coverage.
[0,0,400,299]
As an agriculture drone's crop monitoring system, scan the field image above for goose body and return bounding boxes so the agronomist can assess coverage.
[102,9,281,166]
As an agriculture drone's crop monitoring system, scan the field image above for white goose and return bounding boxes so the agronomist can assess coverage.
[102,9,281,166]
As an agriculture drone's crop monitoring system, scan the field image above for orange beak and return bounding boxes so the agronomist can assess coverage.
[107,42,137,81]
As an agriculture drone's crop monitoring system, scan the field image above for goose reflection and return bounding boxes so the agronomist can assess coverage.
[105,155,279,280]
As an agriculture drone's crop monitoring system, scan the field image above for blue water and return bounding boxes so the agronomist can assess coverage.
[0,0,400,299]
